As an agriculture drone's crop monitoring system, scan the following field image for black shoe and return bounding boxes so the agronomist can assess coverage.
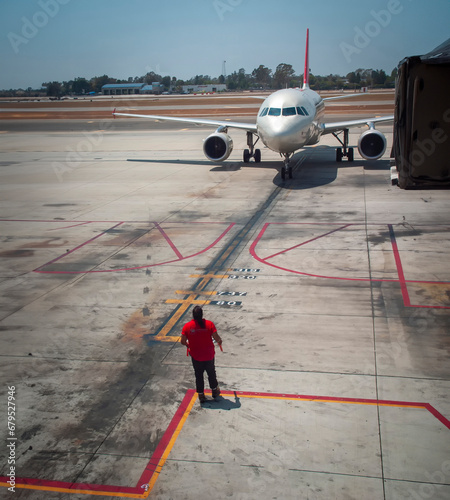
[198,393,207,404]
[212,387,220,399]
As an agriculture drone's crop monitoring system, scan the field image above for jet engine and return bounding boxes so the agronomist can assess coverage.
[203,132,233,162]
[357,129,387,160]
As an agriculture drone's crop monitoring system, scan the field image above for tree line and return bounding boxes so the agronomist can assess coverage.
[2,65,397,97]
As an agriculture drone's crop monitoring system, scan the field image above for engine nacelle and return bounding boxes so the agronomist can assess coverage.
[203,132,233,162]
[357,129,387,160]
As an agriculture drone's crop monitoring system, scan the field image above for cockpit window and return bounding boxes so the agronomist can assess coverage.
[268,107,281,116]
[282,107,297,116]
[296,106,309,116]
[266,107,307,117]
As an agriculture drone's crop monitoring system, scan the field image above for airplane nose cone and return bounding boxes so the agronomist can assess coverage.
[259,121,304,154]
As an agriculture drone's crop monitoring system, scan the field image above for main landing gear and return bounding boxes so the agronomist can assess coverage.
[243,131,261,163]
[281,153,293,181]
[332,128,354,162]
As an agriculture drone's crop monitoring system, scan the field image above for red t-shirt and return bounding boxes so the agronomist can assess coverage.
[181,319,217,361]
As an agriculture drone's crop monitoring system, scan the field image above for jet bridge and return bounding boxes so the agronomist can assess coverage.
[392,37,450,188]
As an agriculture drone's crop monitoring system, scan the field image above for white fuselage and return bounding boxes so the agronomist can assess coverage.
[256,88,325,155]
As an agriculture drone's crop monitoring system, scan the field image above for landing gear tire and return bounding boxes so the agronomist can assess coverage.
[281,163,292,181]
[333,129,354,162]
[243,132,261,164]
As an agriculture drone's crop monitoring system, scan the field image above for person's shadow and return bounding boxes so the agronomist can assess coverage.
[201,391,241,410]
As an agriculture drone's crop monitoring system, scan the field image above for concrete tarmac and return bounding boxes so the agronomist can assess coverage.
[0,111,449,499]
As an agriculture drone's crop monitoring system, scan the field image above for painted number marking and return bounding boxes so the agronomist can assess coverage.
[210,300,242,306]
[231,268,261,272]
[217,291,247,296]
[228,275,257,280]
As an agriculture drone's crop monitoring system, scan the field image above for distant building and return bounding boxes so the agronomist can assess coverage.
[182,84,227,94]
[140,85,153,94]
[102,83,145,95]
[102,82,165,95]
[141,82,163,94]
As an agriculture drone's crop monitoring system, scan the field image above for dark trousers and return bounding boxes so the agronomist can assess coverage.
[191,357,218,394]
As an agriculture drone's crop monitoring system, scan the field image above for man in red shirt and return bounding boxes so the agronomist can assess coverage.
[181,306,222,404]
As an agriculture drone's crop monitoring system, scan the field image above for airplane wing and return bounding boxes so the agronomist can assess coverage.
[321,115,394,135]
[113,111,258,133]
[322,93,388,102]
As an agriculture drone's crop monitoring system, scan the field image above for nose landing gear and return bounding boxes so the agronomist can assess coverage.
[281,153,293,181]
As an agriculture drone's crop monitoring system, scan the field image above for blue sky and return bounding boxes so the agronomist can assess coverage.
[1,0,449,89]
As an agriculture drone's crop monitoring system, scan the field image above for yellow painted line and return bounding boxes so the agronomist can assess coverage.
[156,273,225,340]
[165,299,211,305]
[2,392,196,497]
[145,392,197,495]
[153,335,180,342]
[175,290,217,296]
[189,274,228,279]
[155,305,190,339]
[4,483,146,498]
[234,393,427,410]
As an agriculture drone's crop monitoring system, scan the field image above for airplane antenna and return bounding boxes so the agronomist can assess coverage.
[302,29,310,90]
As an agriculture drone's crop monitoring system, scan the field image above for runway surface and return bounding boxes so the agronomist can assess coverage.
[0,95,449,499]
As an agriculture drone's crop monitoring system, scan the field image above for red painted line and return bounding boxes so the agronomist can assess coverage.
[47,221,92,231]
[220,390,424,406]
[250,224,376,283]
[388,224,411,307]
[34,223,235,274]
[2,476,138,495]
[264,224,351,260]
[250,223,450,298]
[0,390,197,497]
[0,219,235,224]
[216,390,450,429]
[137,389,196,488]
[154,222,183,260]
[423,403,450,430]
[1,389,448,496]
[33,222,124,272]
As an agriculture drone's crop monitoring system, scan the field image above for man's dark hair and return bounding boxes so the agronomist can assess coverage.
[193,306,205,328]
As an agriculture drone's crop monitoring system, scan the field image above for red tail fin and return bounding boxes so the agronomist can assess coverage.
[302,29,310,90]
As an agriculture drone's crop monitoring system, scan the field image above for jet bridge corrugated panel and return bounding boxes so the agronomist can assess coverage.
[393,38,450,189]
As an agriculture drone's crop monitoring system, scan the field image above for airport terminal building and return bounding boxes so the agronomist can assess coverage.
[102,83,227,95]
[102,82,163,95]
[181,84,227,94]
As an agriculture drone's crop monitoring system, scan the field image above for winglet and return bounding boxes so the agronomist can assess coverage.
[113,108,116,119]
[302,28,310,90]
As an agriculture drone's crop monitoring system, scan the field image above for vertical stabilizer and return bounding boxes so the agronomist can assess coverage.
[302,28,310,90]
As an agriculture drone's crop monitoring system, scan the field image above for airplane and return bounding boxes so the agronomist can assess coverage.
[113,29,394,180]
